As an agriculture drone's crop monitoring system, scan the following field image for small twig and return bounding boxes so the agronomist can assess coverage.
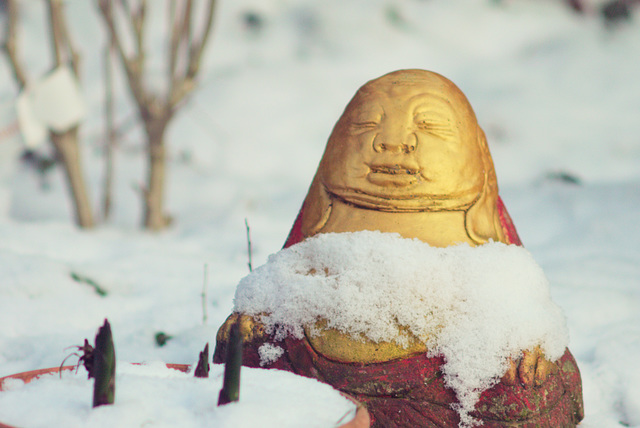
[201,263,209,324]
[103,35,116,221]
[59,339,94,379]
[168,1,179,82]
[168,0,216,109]
[133,0,146,60]
[186,0,216,80]
[182,0,194,50]
[178,0,194,80]
[245,218,253,272]
[97,0,149,110]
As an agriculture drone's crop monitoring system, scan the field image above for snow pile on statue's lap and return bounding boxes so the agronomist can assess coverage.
[234,230,569,426]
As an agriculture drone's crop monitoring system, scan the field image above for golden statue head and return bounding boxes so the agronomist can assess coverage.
[297,69,507,246]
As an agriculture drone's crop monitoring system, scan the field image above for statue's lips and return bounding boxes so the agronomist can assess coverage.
[367,165,420,187]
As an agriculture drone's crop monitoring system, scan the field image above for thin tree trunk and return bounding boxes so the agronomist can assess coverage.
[143,119,170,230]
[103,40,116,221]
[46,0,94,229]
[50,127,94,228]
[4,0,94,229]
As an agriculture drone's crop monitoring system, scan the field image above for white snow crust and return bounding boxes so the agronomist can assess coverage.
[258,343,285,367]
[0,362,355,428]
[234,231,569,425]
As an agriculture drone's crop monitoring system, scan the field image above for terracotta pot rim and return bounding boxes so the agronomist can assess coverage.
[337,393,371,428]
[0,364,370,428]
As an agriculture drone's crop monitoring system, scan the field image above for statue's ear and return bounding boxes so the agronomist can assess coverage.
[299,173,332,238]
[465,127,506,245]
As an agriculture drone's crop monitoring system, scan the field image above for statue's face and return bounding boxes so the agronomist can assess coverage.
[320,76,485,211]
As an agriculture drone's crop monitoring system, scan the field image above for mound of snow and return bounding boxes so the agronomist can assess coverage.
[234,230,569,426]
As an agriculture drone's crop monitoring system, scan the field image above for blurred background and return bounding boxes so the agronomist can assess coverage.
[0,1,639,426]
[0,0,638,233]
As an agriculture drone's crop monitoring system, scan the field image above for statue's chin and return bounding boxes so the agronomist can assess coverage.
[326,184,479,213]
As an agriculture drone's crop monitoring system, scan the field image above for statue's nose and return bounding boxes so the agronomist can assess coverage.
[372,131,416,154]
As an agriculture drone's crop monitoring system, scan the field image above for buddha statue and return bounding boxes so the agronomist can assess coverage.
[214,70,583,427]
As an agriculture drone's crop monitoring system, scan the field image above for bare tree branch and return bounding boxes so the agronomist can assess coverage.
[188,0,216,79]
[47,1,64,67]
[120,0,131,14]
[97,0,149,112]
[132,0,146,62]
[115,0,144,60]
[47,0,81,75]
[168,1,180,82]
[181,0,194,66]
[3,0,29,89]
[168,1,192,102]
[177,0,194,85]
[169,0,216,109]
[103,34,117,221]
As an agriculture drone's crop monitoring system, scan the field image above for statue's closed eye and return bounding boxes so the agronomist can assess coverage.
[351,121,379,132]
[414,118,455,139]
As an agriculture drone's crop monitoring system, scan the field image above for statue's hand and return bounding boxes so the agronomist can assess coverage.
[502,345,557,388]
[216,313,266,344]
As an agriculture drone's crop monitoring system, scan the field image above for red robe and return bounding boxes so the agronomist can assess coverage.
[214,197,584,427]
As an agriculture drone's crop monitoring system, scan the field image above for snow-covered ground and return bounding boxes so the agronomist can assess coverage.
[0,362,357,428]
[0,0,639,426]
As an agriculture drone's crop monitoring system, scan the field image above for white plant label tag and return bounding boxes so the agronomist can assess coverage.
[16,89,47,148]
[31,65,86,133]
